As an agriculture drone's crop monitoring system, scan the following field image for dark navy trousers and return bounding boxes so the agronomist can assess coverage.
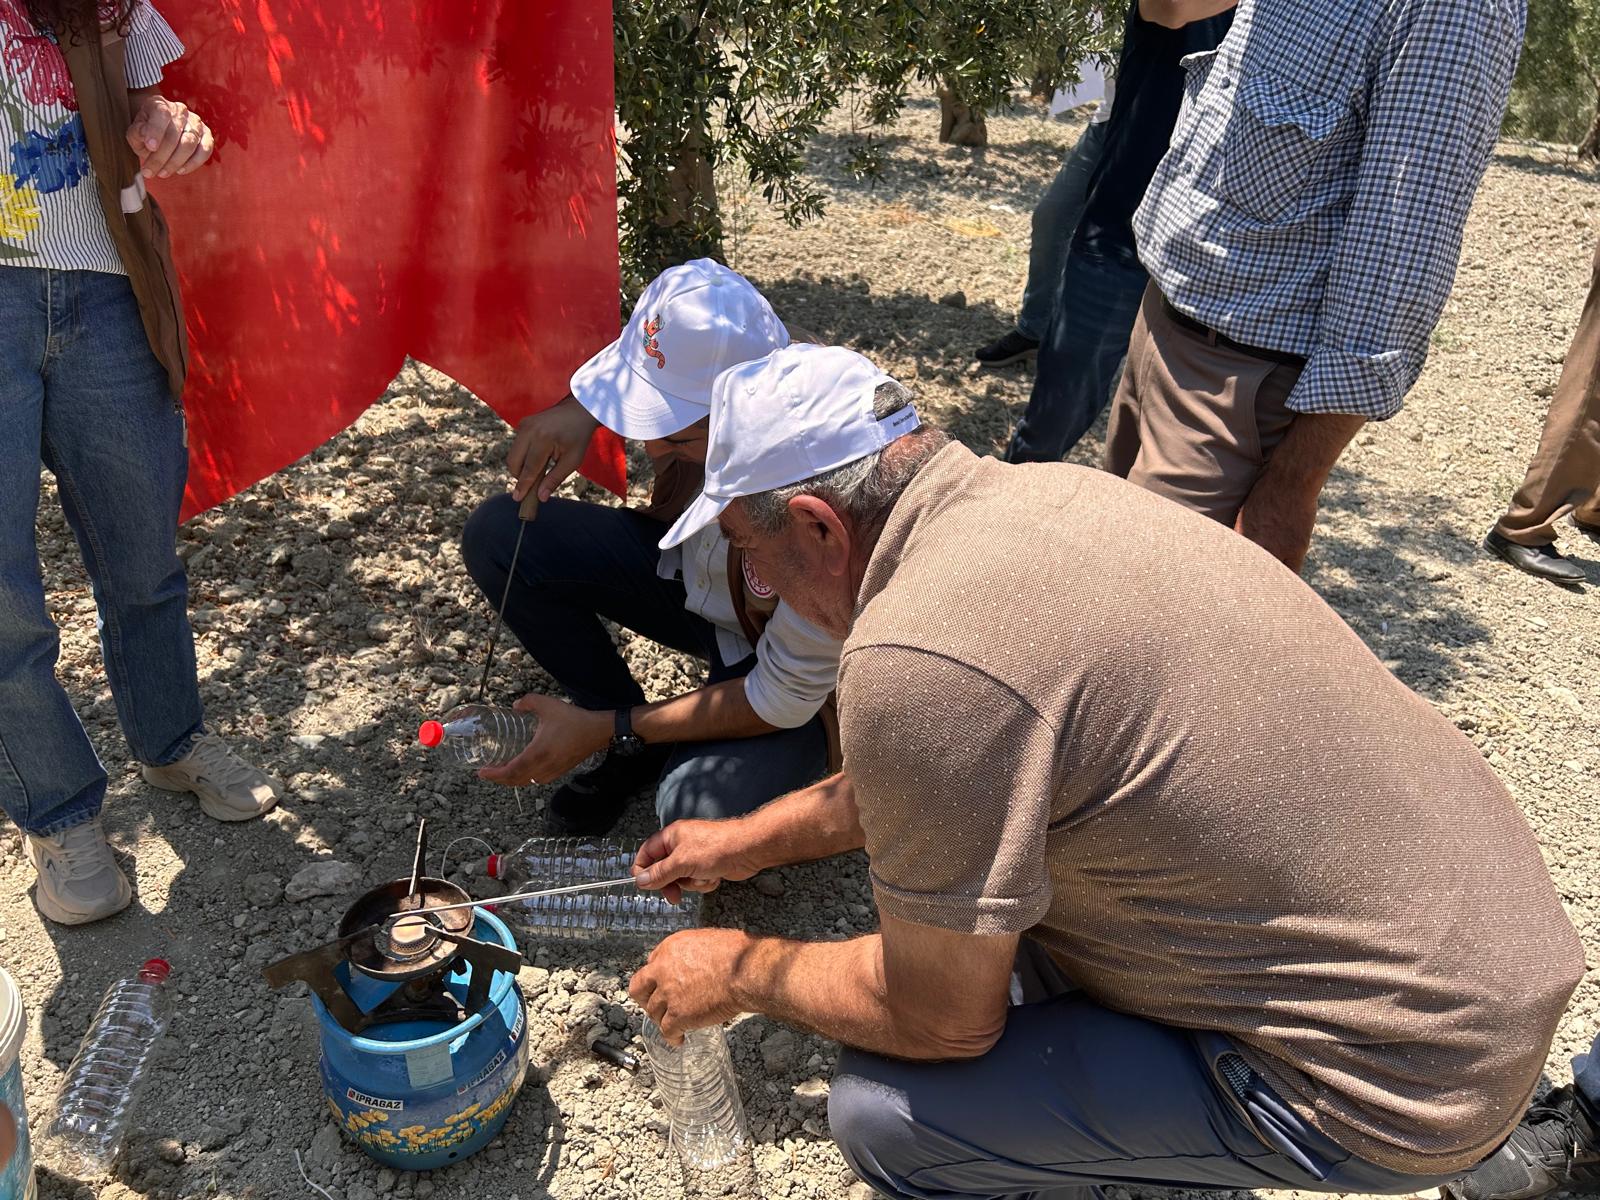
[831,946,1459,1200]
[460,493,828,825]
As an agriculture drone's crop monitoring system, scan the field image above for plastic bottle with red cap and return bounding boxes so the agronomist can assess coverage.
[487,839,699,944]
[39,959,175,1174]
[418,703,605,776]
[418,703,535,767]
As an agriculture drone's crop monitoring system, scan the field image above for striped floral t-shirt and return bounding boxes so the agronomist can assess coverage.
[0,0,183,274]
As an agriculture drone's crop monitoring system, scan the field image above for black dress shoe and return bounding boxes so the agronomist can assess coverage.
[974,330,1040,367]
[1442,1086,1600,1200]
[540,746,671,836]
[1483,530,1586,584]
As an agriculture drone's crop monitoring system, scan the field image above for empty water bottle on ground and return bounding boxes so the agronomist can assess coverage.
[40,959,174,1174]
[641,1018,750,1172]
[488,838,699,944]
[418,704,534,766]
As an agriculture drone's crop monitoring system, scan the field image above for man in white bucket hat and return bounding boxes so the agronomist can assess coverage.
[628,343,1581,1200]
[461,260,838,835]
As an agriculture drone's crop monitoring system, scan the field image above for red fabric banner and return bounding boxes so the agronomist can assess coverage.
[153,0,624,519]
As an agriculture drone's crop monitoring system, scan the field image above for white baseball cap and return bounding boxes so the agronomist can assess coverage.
[659,344,920,550]
[569,259,788,439]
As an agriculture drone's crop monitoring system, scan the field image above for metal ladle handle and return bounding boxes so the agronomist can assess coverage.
[414,874,640,917]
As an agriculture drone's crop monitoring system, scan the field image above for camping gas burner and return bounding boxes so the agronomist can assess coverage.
[379,911,443,963]
[261,873,523,1035]
[341,877,476,983]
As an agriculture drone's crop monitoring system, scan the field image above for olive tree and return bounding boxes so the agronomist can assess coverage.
[612,0,1119,290]
[1504,0,1600,158]
[849,0,1112,147]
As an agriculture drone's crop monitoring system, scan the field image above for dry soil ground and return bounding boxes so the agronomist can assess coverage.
[8,96,1598,1200]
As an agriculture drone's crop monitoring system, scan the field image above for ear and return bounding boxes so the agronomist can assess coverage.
[788,495,852,577]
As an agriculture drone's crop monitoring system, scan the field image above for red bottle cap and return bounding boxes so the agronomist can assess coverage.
[486,854,501,879]
[418,720,444,748]
[139,959,171,983]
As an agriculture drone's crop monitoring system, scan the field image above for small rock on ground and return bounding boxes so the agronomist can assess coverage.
[285,860,361,902]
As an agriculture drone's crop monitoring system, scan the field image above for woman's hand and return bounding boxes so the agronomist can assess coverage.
[126,94,214,178]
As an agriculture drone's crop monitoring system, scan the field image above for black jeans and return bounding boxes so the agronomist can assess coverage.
[460,494,829,824]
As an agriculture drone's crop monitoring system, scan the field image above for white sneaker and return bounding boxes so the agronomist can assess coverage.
[26,818,134,925]
[142,733,282,822]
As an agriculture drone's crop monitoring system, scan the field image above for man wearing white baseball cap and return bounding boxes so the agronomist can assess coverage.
[628,344,1581,1200]
[460,261,839,835]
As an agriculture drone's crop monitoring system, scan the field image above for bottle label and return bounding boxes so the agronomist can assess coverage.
[404,1041,455,1090]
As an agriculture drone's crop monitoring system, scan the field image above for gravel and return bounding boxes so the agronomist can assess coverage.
[8,96,1596,1200]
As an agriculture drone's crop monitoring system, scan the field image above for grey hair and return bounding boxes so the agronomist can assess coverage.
[742,380,950,535]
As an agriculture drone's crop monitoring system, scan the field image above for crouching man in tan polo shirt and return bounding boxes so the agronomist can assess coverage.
[627,344,1586,1200]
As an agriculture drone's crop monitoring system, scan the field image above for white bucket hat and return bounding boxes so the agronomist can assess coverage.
[660,344,920,550]
[568,259,788,440]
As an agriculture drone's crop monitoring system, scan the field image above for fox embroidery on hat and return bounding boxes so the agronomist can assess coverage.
[642,316,666,368]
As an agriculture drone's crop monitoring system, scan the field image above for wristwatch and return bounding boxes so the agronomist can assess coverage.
[611,707,646,757]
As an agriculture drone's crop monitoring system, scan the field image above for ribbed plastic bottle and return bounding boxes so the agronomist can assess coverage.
[39,959,174,1174]
[487,838,699,943]
[641,1018,750,1172]
[417,704,534,766]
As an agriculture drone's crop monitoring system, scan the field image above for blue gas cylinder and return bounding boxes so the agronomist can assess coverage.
[313,908,528,1170]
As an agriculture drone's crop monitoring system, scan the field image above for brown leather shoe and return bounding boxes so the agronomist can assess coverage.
[1483,530,1586,584]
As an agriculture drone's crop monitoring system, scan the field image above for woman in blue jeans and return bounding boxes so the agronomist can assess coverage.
[1,0,280,926]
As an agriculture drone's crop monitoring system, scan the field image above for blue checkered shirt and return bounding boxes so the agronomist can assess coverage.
[1133,0,1526,420]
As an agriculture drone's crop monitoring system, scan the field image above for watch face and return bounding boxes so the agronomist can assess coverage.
[614,734,644,757]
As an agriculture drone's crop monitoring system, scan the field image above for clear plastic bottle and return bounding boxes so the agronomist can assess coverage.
[487,838,700,943]
[417,703,534,766]
[641,1018,749,1172]
[39,960,174,1174]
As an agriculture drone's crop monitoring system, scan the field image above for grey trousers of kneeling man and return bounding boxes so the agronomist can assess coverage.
[830,970,1463,1200]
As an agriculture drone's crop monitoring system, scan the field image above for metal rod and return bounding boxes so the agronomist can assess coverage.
[408,818,429,900]
[476,516,528,704]
[475,487,541,706]
[414,874,639,917]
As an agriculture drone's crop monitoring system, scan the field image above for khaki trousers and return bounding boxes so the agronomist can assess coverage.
[1495,239,1600,546]
[1105,286,1303,524]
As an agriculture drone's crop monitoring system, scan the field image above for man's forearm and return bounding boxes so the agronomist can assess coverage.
[736,772,865,872]
[731,934,921,1058]
[631,679,777,745]
[1264,411,1366,492]
[730,930,1009,1061]
[1237,411,1366,570]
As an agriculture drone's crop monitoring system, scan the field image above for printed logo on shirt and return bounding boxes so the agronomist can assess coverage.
[741,555,774,598]
[642,316,666,369]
